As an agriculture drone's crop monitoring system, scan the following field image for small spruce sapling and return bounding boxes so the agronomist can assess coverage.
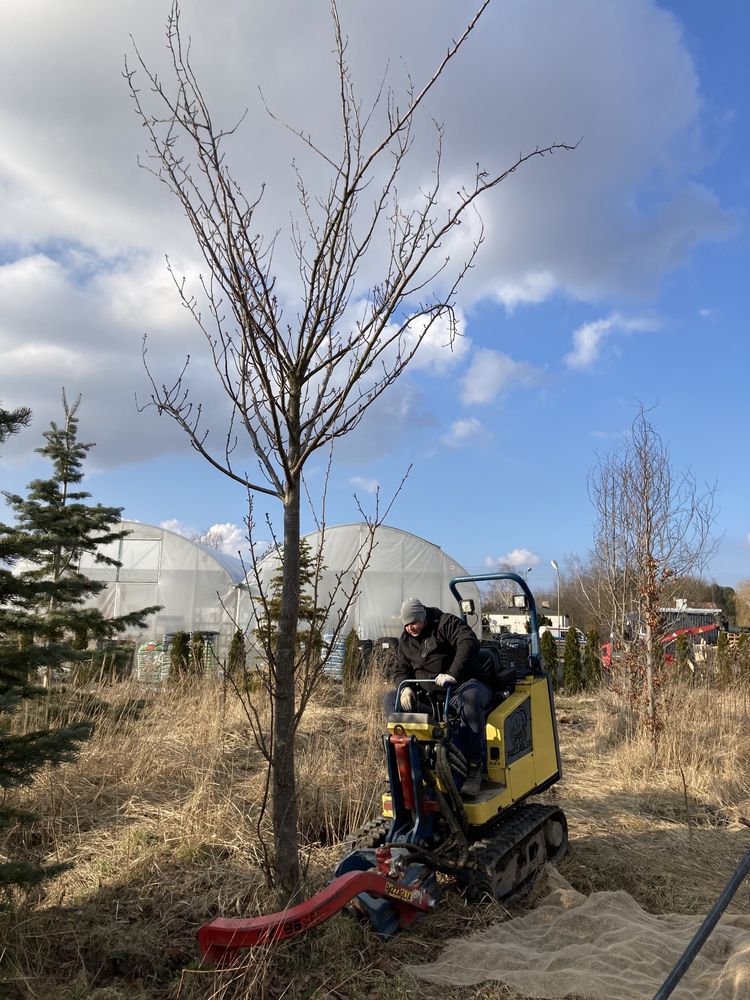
[583,629,601,690]
[563,624,583,693]
[540,629,559,690]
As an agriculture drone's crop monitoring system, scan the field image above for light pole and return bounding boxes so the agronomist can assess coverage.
[524,566,532,581]
[550,559,560,628]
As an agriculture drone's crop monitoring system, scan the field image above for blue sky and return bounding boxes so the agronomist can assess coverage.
[0,0,747,597]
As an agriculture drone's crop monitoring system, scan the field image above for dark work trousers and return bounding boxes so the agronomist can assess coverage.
[383,678,492,765]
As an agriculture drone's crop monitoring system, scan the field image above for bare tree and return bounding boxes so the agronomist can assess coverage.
[482,570,518,613]
[126,0,574,897]
[588,405,717,731]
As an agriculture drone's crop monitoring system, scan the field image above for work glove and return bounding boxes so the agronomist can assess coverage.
[434,673,457,688]
[399,686,417,711]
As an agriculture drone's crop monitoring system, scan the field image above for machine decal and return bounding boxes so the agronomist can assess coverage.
[385,882,424,904]
[504,698,532,764]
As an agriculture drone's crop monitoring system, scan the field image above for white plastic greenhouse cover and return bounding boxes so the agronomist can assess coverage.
[77,520,246,653]
[245,523,482,640]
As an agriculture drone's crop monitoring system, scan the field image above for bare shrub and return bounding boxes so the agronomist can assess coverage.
[595,681,750,817]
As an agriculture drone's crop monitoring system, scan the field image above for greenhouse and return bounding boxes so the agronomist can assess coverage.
[244,522,482,642]
[77,520,247,674]
[79,520,480,680]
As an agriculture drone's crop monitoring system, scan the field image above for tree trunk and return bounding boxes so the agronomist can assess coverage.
[645,619,655,730]
[272,475,302,901]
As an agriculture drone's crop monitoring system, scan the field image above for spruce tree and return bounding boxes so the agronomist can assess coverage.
[674,633,692,683]
[0,395,159,893]
[342,628,361,694]
[169,631,191,681]
[736,632,749,684]
[582,629,601,690]
[562,625,583,693]
[0,403,31,447]
[227,629,246,682]
[2,393,160,687]
[190,631,206,677]
[715,630,732,687]
[255,537,326,659]
[540,629,559,690]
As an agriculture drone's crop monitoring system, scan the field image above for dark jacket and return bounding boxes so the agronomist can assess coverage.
[394,607,483,687]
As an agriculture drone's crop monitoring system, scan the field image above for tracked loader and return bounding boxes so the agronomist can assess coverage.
[199,572,567,961]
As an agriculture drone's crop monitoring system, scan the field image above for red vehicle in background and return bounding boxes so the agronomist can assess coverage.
[601,623,720,670]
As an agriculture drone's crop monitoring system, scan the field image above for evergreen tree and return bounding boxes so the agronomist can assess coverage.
[227,629,246,682]
[715,630,732,687]
[2,393,160,687]
[255,538,326,659]
[736,632,750,684]
[582,629,601,690]
[0,396,159,893]
[169,631,191,681]
[342,628,361,694]
[190,631,206,677]
[674,633,693,683]
[540,629,559,690]
[0,403,31,447]
[562,624,583,693]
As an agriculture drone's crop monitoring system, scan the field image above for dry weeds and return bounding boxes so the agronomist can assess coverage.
[1,670,749,999]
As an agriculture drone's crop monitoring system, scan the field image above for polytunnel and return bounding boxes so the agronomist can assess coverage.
[242,523,482,642]
[77,519,247,663]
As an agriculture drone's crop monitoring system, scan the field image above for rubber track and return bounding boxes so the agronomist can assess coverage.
[462,802,567,900]
[342,815,391,853]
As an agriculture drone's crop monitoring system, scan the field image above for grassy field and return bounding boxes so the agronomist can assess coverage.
[2,670,749,999]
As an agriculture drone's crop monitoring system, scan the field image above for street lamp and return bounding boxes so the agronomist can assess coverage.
[524,566,532,581]
[550,559,560,628]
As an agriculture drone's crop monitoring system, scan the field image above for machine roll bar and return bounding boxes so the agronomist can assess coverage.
[449,571,541,665]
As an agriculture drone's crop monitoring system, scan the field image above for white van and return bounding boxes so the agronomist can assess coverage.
[540,626,586,645]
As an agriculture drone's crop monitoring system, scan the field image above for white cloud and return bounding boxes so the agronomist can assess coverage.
[402,309,471,375]
[0,250,223,468]
[491,272,558,311]
[349,476,379,495]
[199,523,251,557]
[590,429,626,441]
[484,548,541,571]
[441,417,486,449]
[0,0,733,468]
[461,350,541,405]
[699,308,714,319]
[564,312,662,370]
[161,519,252,557]
[160,519,191,537]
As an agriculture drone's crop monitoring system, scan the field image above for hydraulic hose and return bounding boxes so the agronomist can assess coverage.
[652,820,750,1000]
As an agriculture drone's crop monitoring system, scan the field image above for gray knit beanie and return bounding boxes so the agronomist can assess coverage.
[401,597,427,626]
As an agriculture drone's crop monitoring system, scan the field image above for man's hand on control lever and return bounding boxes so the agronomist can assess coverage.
[399,686,417,711]
[434,673,457,687]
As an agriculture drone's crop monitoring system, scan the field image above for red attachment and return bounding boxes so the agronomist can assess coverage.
[391,734,416,809]
[197,869,434,963]
[659,623,719,644]
[602,624,720,669]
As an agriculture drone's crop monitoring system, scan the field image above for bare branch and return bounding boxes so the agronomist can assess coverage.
[127,0,575,897]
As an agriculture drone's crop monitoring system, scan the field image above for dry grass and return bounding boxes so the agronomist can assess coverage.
[1,670,749,999]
